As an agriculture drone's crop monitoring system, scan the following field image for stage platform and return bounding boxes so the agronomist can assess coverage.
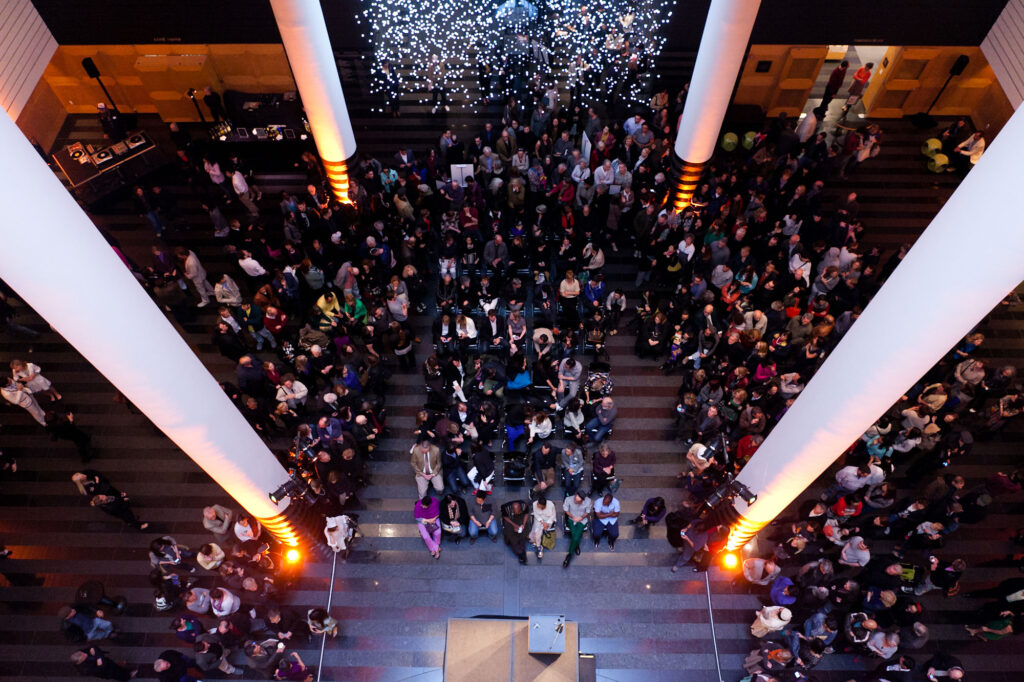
[444,617,580,682]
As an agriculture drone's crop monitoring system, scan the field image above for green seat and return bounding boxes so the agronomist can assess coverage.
[743,131,757,150]
[921,138,942,157]
[721,132,738,152]
[927,153,949,173]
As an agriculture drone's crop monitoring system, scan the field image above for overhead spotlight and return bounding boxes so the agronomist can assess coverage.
[269,473,307,505]
[721,552,739,570]
[285,548,301,563]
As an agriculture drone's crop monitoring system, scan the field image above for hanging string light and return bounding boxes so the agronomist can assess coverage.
[356,0,675,113]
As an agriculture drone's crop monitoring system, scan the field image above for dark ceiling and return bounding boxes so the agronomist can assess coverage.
[31,0,1010,51]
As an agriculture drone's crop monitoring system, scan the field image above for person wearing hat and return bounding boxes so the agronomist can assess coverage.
[324,515,352,553]
[750,604,792,638]
[96,102,126,141]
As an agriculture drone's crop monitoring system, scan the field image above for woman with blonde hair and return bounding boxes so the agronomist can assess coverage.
[11,358,60,401]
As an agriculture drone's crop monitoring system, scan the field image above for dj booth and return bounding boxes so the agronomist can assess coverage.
[52,131,166,205]
[211,90,309,144]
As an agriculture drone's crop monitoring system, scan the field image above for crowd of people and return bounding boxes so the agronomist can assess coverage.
[0,49,1014,679]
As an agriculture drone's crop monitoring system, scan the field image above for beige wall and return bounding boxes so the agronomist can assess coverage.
[861,46,995,118]
[972,78,1015,139]
[42,44,296,122]
[15,77,65,153]
[735,45,828,118]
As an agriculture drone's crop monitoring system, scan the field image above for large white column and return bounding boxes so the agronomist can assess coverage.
[726,108,1024,549]
[670,0,760,210]
[0,111,292,527]
[270,0,357,203]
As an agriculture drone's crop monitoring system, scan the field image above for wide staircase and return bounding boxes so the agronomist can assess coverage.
[1,64,1022,680]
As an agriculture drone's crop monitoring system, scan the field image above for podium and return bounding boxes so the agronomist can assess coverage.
[444,616,579,681]
[529,614,566,654]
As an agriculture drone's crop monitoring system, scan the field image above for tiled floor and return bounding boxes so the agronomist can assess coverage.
[1,88,1022,682]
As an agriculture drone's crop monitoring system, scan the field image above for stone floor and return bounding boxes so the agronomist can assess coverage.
[1,101,1023,682]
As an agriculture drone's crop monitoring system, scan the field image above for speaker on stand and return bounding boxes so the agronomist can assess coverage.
[911,54,970,129]
[82,57,118,113]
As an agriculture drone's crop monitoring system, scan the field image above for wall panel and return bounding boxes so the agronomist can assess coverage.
[982,0,1024,109]
[0,0,57,119]
[42,44,296,121]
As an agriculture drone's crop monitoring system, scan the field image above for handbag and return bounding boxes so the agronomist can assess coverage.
[541,529,557,551]
[423,522,439,535]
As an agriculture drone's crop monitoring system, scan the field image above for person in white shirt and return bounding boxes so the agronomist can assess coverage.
[177,247,215,307]
[594,159,614,187]
[1,376,47,425]
[953,131,985,171]
[237,250,267,279]
[677,234,696,263]
[529,494,558,559]
[275,375,308,409]
[592,492,620,550]
[214,273,242,307]
[229,170,259,216]
[840,536,871,568]
[570,160,591,184]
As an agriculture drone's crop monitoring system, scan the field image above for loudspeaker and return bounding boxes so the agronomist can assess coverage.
[82,57,101,79]
[950,54,970,76]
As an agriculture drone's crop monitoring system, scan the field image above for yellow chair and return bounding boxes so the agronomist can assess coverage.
[927,153,949,173]
[921,138,941,158]
[721,132,738,152]
[743,131,757,150]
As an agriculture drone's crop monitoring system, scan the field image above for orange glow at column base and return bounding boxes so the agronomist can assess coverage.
[259,512,303,547]
[323,158,353,205]
[725,514,769,552]
[670,159,706,214]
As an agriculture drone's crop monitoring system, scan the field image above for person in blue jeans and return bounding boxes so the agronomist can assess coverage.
[585,396,617,443]
[467,493,499,544]
[560,445,585,497]
[442,445,470,493]
[60,604,115,641]
[591,492,620,550]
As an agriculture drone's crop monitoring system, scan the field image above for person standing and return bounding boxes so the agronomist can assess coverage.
[203,156,232,196]
[202,504,235,546]
[0,292,39,340]
[203,86,227,122]
[529,494,557,561]
[2,375,47,425]
[842,62,874,115]
[562,491,593,568]
[822,60,848,109]
[230,170,260,216]
[175,247,215,308]
[427,54,449,114]
[48,409,93,462]
[133,186,166,237]
[381,59,402,117]
[10,358,60,402]
[671,520,712,573]
[96,103,126,142]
